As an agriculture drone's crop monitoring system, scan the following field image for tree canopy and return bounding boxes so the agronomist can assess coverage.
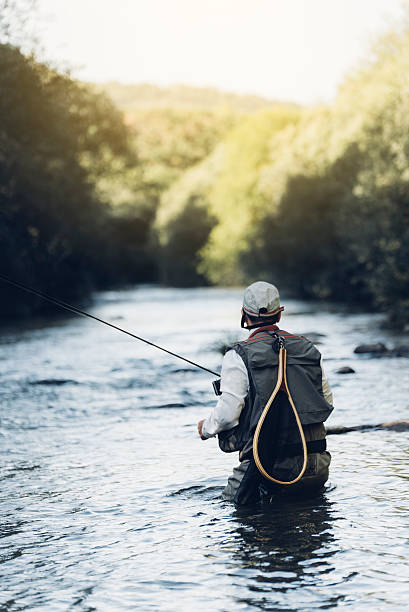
[1,2,408,327]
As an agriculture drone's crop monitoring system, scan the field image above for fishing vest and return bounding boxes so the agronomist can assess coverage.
[218,327,334,463]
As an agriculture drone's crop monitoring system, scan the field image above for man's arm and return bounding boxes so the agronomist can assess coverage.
[198,349,249,440]
[320,358,333,405]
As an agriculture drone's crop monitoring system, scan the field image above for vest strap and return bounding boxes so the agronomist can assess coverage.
[277,438,326,459]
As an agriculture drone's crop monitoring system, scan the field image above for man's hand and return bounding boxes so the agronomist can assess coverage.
[197,419,207,440]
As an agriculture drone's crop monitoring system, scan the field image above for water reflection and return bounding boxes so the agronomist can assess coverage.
[229,493,341,609]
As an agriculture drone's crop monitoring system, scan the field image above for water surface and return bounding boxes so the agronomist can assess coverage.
[1,287,408,610]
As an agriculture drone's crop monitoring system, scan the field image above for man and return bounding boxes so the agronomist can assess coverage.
[198,281,333,505]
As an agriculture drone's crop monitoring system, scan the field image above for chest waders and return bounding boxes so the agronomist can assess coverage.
[252,337,308,485]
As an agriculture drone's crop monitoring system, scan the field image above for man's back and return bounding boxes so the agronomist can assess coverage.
[198,282,334,506]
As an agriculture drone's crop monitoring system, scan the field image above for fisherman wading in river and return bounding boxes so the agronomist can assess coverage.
[198,281,334,505]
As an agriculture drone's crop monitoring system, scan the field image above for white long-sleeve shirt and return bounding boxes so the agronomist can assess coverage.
[201,349,333,439]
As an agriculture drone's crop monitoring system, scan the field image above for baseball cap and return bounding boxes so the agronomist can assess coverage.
[242,281,284,318]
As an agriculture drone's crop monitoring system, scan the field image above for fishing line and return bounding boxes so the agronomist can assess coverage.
[0,273,220,378]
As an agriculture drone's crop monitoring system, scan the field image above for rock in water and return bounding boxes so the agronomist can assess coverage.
[391,345,409,357]
[354,342,387,354]
[29,378,78,385]
[336,366,355,374]
[381,420,409,431]
[327,420,409,435]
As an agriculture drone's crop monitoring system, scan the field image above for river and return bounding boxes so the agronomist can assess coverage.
[0,286,408,611]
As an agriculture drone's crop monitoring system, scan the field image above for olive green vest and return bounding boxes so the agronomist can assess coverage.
[218,328,333,464]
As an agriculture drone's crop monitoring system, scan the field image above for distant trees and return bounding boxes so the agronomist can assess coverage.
[155,19,409,327]
[199,108,301,285]
[245,24,409,326]
[154,145,223,285]
[98,81,283,113]
[128,108,236,213]
[0,33,239,315]
[0,43,152,315]
[1,2,408,327]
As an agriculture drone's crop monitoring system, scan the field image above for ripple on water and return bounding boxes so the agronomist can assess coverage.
[0,288,409,611]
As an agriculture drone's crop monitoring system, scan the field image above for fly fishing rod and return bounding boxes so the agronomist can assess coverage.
[0,273,221,387]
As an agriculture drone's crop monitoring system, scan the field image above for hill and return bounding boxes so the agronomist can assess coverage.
[93,81,296,113]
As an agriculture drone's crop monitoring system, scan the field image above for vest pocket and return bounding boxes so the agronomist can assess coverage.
[218,426,242,453]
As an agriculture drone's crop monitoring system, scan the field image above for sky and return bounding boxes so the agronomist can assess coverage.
[36,0,405,105]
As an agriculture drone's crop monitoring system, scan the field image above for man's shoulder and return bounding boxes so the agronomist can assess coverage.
[278,329,318,346]
[277,328,309,341]
[221,346,248,374]
[278,329,322,360]
[224,342,245,357]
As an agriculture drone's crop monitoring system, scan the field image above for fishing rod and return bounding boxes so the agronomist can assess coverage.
[3,273,408,433]
[0,273,221,384]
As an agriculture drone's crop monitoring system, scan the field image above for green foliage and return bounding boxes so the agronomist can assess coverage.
[2,3,409,328]
[0,43,154,316]
[157,195,216,286]
[155,107,300,286]
[244,21,409,326]
[155,16,409,327]
[128,107,237,211]
[0,37,240,314]
[199,108,301,284]
[154,146,223,285]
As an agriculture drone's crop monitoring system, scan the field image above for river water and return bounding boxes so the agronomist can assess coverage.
[0,286,408,611]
